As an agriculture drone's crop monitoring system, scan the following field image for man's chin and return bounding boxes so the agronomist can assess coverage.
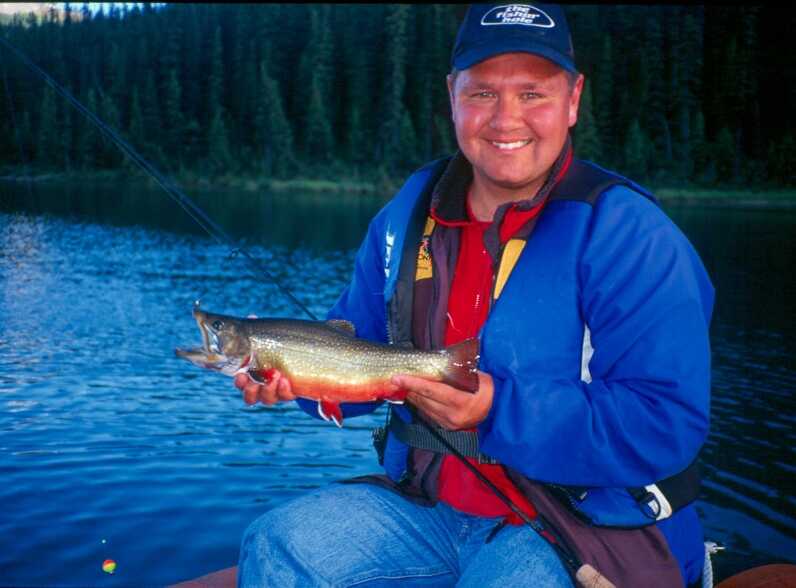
[483,173,546,196]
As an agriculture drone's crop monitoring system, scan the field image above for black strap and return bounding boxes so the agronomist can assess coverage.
[387,412,500,464]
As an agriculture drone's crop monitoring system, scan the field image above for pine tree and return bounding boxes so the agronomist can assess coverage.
[254,60,295,177]
[623,119,648,181]
[378,5,410,168]
[296,5,334,158]
[399,110,418,169]
[592,37,615,165]
[691,110,708,182]
[574,81,602,163]
[304,72,334,162]
[207,109,232,173]
[98,90,122,168]
[36,85,57,168]
[58,89,74,170]
[206,26,224,130]
[714,127,735,183]
[161,68,184,167]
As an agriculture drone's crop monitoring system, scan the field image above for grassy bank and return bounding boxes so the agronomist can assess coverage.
[0,167,392,195]
[3,168,796,206]
[655,187,796,207]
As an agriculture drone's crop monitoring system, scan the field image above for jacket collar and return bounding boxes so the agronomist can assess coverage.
[430,136,573,227]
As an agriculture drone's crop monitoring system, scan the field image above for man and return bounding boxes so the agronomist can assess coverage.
[235,4,713,587]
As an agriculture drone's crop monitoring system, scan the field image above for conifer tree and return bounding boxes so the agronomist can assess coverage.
[58,89,73,170]
[592,37,614,165]
[208,109,232,173]
[162,68,184,166]
[98,90,122,168]
[206,26,224,130]
[254,60,295,177]
[297,5,334,158]
[691,110,708,182]
[36,85,57,168]
[305,72,334,162]
[378,5,410,167]
[574,82,602,163]
[399,110,418,169]
[714,127,736,182]
[341,8,371,165]
[623,119,648,181]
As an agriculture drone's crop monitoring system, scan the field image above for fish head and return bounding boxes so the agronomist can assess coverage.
[175,307,252,376]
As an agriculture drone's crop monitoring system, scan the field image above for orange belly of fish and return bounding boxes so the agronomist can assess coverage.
[290,376,408,404]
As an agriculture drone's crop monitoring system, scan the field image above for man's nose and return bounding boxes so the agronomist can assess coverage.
[489,97,523,132]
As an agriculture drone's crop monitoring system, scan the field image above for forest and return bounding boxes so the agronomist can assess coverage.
[0,3,794,189]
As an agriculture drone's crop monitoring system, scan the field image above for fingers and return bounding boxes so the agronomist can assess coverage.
[391,372,493,431]
[237,370,296,406]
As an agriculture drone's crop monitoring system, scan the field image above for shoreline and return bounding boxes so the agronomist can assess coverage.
[3,171,796,208]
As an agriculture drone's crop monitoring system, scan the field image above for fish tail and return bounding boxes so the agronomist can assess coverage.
[441,338,480,393]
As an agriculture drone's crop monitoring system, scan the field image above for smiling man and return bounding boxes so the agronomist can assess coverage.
[236,4,714,587]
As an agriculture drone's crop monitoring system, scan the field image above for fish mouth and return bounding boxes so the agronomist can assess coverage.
[176,304,245,375]
[174,306,227,369]
[174,347,238,374]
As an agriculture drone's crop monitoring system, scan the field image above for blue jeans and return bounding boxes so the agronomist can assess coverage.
[238,483,574,587]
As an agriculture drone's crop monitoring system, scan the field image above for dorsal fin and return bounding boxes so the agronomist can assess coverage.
[326,319,356,337]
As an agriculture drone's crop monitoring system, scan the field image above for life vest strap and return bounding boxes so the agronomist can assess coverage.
[386,412,500,465]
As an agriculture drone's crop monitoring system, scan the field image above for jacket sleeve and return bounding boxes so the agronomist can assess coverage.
[294,215,388,421]
[477,188,714,487]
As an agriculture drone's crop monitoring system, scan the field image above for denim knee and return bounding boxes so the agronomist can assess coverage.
[239,509,301,587]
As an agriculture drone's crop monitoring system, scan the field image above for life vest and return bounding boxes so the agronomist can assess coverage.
[377,156,703,529]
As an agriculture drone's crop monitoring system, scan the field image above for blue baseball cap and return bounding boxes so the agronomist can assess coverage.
[451,4,577,73]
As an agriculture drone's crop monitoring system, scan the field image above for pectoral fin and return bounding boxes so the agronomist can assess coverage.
[317,400,343,428]
[326,319,356,337]
[384,390,407,404]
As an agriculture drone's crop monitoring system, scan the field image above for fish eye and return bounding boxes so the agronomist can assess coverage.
[212,320,224,331]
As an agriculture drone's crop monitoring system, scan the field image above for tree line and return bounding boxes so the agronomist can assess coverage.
[1,3,793,187]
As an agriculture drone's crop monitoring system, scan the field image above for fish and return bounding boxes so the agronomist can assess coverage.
[175,305,479,427]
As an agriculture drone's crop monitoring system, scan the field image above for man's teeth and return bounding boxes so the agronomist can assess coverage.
[491,140,531,150]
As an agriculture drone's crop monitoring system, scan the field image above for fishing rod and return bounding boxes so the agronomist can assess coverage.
[0,34,317,322]
[2,33,604,587]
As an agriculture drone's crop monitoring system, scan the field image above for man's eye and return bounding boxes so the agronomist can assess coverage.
[522,92,542,100]
[472,91,494,99]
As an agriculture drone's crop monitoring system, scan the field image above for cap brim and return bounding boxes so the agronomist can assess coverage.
[453,40,577,74]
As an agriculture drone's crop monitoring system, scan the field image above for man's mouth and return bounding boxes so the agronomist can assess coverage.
[489,139,532,151]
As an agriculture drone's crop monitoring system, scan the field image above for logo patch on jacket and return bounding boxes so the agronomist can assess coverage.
[415,217,435,281]
[480,4,555,28]
[415,235,432,281]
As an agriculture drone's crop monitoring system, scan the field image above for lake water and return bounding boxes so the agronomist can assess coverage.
[0,180,794,586]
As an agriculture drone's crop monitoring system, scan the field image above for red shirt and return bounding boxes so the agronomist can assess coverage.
[437,198,546,523]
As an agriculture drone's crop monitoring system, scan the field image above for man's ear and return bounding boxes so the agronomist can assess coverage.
[568,74,585,128]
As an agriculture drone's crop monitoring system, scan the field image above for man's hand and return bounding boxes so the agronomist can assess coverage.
[234,369,297,406]
[391,371,494,430]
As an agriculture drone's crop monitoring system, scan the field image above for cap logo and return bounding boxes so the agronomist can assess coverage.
[481,4,555,28]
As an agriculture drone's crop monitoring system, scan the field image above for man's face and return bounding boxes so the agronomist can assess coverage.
[448,52,583,200]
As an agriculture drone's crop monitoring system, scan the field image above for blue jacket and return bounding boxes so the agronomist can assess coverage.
[297,158,714,585]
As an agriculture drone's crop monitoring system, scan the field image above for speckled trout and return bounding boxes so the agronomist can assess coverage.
[175,306,479,426]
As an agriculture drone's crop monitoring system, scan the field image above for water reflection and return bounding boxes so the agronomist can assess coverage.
[0,184,793,585]
[0,179,385,251]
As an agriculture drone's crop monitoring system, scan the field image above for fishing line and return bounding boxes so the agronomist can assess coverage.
[0,34,317,321]
[409,406,582,574]
[2,31,585,581]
